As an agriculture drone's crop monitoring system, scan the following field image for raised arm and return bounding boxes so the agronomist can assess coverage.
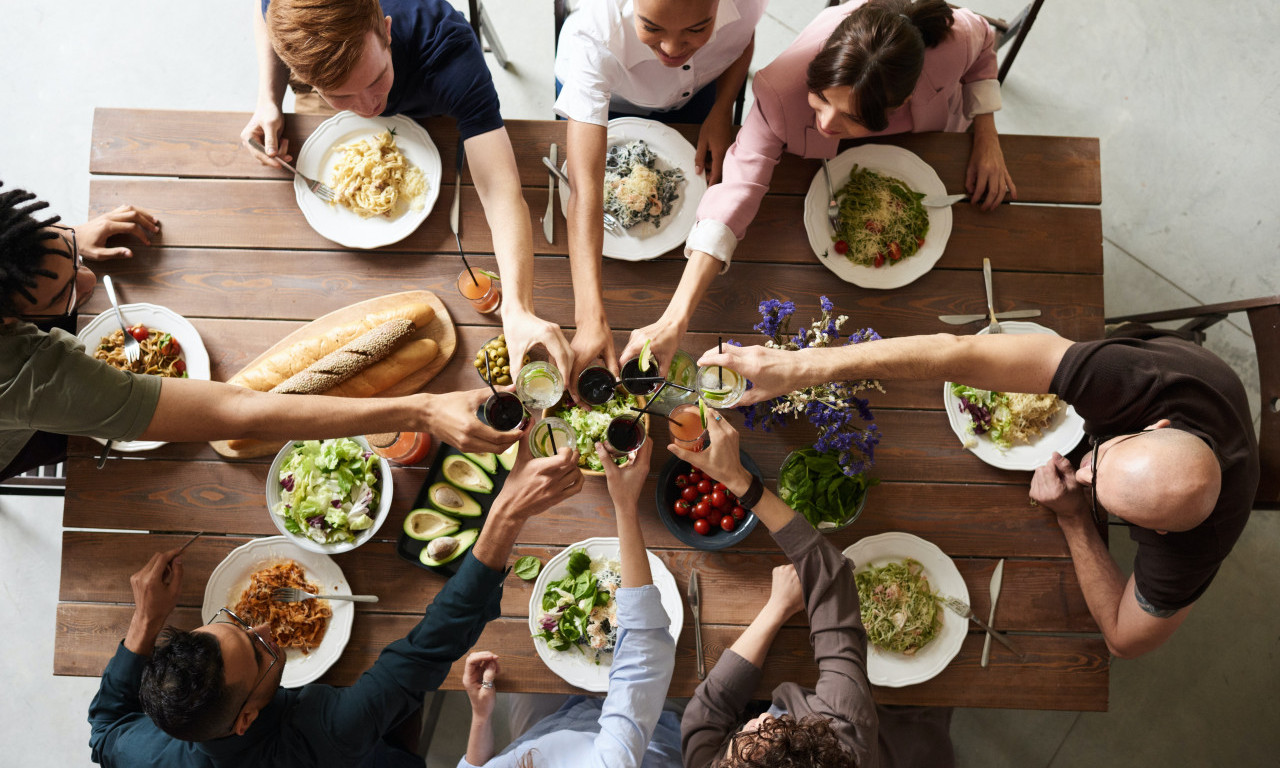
[699,332,1075,407]
[464,127,575,388]
[240,0,292,167]
[695,34,754,184]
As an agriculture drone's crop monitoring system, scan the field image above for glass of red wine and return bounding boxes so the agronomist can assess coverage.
[475,391,530,432]
[604,414,647,457]
[577,365,618,407]
[620,356,663,396]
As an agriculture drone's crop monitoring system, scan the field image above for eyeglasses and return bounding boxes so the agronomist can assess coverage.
[20,225,81,320]
[1086,429,1152,527]
[212,607,279,732]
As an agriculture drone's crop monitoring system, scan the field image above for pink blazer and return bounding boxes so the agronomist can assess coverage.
[695,2,997,246]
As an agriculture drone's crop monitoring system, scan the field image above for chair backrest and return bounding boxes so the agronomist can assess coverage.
[1108,296,1280,511]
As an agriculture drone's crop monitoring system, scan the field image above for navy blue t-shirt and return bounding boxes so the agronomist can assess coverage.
[262,0,503,140]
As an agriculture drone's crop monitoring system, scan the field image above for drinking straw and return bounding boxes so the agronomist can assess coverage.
[456,232,479,287]
[717,337,724,387]
[455,136,479,286]
[482,352,499,396]
[627,376,694,392]
[630,405,683,426]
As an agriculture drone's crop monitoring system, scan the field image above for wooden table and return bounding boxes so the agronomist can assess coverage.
[56,108,1108,711]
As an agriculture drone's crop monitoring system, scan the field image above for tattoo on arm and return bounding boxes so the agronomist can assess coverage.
[1133,582,1178,618]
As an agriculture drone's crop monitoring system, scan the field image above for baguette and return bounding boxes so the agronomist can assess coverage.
[324,338,438,397]
[271,319,415,395]
[232,302,435,391]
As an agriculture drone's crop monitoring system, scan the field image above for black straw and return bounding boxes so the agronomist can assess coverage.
[627,376,694,392]
[630,405,683,427]
[482,352,499,396]
[547,421,558,453]
[717,337,724,387]
[456,232,479,287]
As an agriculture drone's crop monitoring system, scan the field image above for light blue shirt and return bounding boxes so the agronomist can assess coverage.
[460,584,680,768]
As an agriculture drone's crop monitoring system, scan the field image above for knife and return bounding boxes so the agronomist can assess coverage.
[937,309,1042,325]
[450,137,465,256]
[543,143,557,244]
[688,569,705,680]
[981,559,1004,668]
[922,193,967,208]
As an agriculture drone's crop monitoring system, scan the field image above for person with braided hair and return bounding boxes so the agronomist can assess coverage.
[0,183,524,480]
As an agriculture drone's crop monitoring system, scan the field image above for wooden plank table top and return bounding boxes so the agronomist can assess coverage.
[57,108,1108,711]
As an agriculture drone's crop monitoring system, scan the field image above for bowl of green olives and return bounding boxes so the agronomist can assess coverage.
[473,335,531,386]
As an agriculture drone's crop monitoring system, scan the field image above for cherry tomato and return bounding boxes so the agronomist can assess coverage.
[874,253,885,268]
[889,242,903,261]
[681,486,698,502]
[731,505,746,521]
[693,519,711,536]
[720,515,736,532]
[711,490,728,509]
[129,325,149,341]
[174,359,187,375]
[693,501,710,519]
[865,220,883,234]
[674,474,689,488]
[696,479,712,494]
[673,500,691,517]
[833,240,848,255]
[713,482,727,493]
[916,236,925,248]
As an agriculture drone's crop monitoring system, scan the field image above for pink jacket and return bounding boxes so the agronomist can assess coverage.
[687,2,998,264]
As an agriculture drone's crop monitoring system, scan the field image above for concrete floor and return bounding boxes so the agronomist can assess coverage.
[1,0,1277,765]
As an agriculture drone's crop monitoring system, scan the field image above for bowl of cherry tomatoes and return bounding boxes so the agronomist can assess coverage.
[655,452,763,551]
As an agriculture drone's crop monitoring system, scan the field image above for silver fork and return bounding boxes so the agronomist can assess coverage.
[540,156,623,235]
[102,275,140,365]
[271,587,379,603]
[937,594,1023,658]
[982,258,1003,334]
[247,138,336,202]
[821,159,842,232]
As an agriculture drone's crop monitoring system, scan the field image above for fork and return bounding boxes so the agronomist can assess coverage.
[102,275,140,365]
[247,138,336,202]
[539,156,623,235]
[937,594,1023,658]
[982,258,1002,334]
[271,587,379,603]
[821,159,842,232]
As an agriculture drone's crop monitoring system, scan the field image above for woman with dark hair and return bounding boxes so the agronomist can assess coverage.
[619,0,1013,378]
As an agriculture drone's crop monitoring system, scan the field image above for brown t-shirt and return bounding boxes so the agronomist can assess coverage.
[1050,336,1259,611]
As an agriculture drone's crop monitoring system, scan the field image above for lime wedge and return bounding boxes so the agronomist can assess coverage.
[638,339,653,373]
[478,268,500,281]
[698,398,708,428]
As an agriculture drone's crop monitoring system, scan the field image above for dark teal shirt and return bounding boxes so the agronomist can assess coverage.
[88,553,505,767]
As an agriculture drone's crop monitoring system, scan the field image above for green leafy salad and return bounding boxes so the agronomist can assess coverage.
[778,449,877,530]
[273,438,381,545]
[855,558,942,655]
[551,393,640,472]
[533,548,621,660]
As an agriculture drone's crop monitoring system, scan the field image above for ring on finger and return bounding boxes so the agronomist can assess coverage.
[481,680,495,689]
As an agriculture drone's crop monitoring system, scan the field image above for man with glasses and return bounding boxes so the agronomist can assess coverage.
[1,183,518,481]
[699,325,1258,658]
[88,440,585,767]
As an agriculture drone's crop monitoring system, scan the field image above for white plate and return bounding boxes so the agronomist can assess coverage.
[202,536,354,688]
[528,536,684,692]
[559,117,708,261]
[803,144,952,289]
[295,112,442,249]
[76,302,211,452]
[843,532,968,688]
[943,321,1086,471]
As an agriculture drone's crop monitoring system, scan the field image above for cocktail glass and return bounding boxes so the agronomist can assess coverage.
[457,269,501,314]
[515,361,565,410]
[697,364,747,409]
[649,349,697,413]
[576,365,618,407]
[604,414,647,456]
[475,391,529,432]
[620,356,664,396]
[668,402,708,452]
[529,417,576,459]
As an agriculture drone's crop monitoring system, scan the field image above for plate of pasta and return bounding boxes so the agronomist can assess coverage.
[558,117,707,261]
[295,112,442,249]
[802,144,952,290]
[76,302,210,452]
[202,536,354,688]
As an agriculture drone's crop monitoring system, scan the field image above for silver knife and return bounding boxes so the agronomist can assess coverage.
[981,559,1004,668]
[688,569,705,680]
[922,193,968,208]
[937,309,1042,325]
[544,143,557,244]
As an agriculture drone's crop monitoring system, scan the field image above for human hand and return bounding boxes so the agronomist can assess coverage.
[667,409,752,495]
[124,547,185,653]
[461,651,501,721]
[619,317,685,379]
[696,343,797,406]
[569,314,618,405]
[1030,452,1091,526]
[695,107,734,184]
[597,438,652,515]
[503,308,575,401]
[491,424,584,520]
[73,205,161,261]
[421,390,518,454]
[966,127,1017,212]
[764,563,805,620]
[240,101,292,169]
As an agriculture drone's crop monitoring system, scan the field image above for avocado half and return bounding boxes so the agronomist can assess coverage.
[442,454,494,494]
[464,451,498,474]
[419,528,479,567]
[497,441,518,470]
[403,508,461,541]
[427,482,482,518]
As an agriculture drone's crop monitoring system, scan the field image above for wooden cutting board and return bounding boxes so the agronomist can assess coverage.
[210,290,456,459]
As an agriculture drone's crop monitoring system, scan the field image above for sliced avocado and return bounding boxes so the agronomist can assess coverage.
[403,508,460,541]
[427,482,482,518]
[442,454,494,494]
[419,528,479,567]
[497,441,518,471]
[464,451,498,474]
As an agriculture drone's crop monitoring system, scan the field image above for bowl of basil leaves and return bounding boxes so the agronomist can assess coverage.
[777,448,877,532]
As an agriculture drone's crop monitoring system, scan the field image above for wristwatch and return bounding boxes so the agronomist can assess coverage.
[738,474,764,510]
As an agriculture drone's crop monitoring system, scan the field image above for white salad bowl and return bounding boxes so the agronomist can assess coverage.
[266,436,393,554]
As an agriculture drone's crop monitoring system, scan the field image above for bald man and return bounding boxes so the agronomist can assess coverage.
[699,326,1259,658]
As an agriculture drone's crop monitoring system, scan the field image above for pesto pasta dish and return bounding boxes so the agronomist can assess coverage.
[831,165,930,268]
[855,558,942,655]
[603,140,684,229]
[327,129,427,218]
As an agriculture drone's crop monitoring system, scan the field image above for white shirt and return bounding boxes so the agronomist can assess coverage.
[554,0,769,126]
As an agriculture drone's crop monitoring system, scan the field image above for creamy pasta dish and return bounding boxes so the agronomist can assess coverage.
[327,129,427,218]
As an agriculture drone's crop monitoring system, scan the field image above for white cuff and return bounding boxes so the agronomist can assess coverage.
[685,219,737,274]
[962,79,1002,119]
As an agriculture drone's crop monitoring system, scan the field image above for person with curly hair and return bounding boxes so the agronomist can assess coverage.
[673,415,955,768]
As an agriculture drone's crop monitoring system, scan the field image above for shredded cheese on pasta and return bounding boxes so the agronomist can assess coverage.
[327,130,427,218]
